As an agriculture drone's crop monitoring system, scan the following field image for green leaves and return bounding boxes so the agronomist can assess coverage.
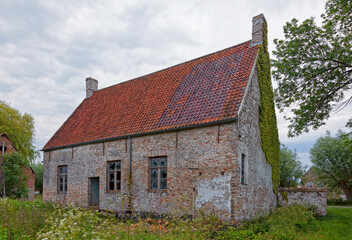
[2,152,29,198]
[32,162,43,194]
[258,22,280,192]
[280,145,305,187]
[0,101,38,162]
[310,130,352,201]
[272,0,352,137]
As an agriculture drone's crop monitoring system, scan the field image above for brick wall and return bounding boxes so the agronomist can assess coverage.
[278,188,328,216]
[23,167,35,200]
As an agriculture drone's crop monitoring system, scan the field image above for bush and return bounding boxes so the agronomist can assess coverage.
[216,204,316,240]
[1,152,29,198]
[327,198,352,206]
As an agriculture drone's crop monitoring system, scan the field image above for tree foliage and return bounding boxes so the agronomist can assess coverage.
[32,162,43,194]
[0,101,37,162]
[310,131,352,201]
[1,152,29,198]
[279,145,305,187]
[272,0,352,137]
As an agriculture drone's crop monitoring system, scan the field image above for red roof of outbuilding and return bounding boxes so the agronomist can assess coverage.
[43,41,259,151]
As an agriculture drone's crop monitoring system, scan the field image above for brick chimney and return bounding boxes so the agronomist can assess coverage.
[251,14,266,46]
[86,77,98,98]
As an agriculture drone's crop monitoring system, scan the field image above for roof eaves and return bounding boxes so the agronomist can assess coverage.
[42,116,238,152]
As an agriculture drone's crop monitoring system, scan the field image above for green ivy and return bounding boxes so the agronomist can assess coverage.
[257,21,280,193]
[280,191,288,202]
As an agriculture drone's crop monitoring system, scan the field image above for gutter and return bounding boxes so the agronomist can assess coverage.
[42,117,238,152]
[128,136,133,213]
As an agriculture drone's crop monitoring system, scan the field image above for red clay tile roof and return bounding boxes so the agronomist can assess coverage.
[43,41,259,150]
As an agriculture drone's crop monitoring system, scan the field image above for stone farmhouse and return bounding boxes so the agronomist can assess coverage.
[301,166,322,188]
[0,133,35,200]
[42,14,279,221]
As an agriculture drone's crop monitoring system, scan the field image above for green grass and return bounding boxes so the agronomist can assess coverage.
[297,206,352,240]
[0,198,351,239]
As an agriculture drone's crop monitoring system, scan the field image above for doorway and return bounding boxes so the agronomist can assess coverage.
[89,177,99,207]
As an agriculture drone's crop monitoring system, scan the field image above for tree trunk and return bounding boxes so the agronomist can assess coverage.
[339,182,352,202]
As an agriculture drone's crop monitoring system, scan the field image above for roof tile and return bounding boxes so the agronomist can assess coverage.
[43,41,258,150]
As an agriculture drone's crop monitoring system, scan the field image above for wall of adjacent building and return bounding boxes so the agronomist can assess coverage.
[278,188,328,216]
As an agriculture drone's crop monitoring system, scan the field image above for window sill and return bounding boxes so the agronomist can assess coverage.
[107,190,121,194]
[148,189,168,193]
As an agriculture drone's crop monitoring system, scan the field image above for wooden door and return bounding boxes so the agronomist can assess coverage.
[89,177,99,207]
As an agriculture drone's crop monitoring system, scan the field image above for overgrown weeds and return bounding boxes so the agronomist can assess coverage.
[0,198,54,239]
[1,198,349,239]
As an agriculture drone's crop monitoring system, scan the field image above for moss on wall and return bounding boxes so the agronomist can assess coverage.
[257,22,280,193]
[280,191,288,202]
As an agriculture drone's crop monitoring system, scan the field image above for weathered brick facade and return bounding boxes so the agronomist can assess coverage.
[43,14,277,221]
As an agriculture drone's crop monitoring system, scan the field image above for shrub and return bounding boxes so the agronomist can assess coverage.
[216,204,316,240]
[1,152,29,198]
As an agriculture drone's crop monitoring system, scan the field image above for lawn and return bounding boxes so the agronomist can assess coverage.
[298,206,352,240]
[0,198,351,239]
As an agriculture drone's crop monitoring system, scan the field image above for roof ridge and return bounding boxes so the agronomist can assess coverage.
[95,40,252,92]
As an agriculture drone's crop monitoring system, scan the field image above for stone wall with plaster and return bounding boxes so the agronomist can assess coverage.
[231,66,277,221]
[279,188,328,216]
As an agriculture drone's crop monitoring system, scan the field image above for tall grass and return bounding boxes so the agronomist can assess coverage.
[1,198,350,239]
[0,198,54,239]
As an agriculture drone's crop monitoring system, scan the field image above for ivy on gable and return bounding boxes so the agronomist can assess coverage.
[257,22,280,193]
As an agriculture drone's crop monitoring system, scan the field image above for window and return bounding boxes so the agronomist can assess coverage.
[241,154,246,184]
[58,166,67,193]
[150,157,167,190]
[107,161,121,192]
[306,181,313,188]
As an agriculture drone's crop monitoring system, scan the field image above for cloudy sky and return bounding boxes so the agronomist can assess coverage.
[0,0,350,166]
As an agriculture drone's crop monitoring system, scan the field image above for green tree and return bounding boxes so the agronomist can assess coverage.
[1,152,29,198]
[272,0,352,137]
[280,144,305,187]
[0,101,38,162]
[310,131,352,202]
[32,161,43,194]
